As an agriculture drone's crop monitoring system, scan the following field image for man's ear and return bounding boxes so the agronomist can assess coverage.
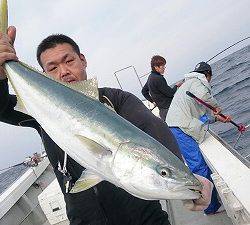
[154,66,159,72]
[80,53,87,67]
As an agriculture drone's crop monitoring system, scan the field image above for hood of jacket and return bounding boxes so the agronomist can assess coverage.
[184,72,211,91]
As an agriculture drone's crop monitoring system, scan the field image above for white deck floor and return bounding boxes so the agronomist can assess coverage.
[162,200,233,225]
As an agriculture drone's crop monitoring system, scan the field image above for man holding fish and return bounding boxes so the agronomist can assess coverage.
[0,15,212,225]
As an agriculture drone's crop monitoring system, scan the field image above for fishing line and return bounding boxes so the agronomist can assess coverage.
[206,37,250,154]
[234,123,250,148]
[206,36,250,63]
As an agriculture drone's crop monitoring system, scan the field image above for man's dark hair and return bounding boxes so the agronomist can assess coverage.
[151,55,166,72]
[193,62,212,77]
[36,34,81,68]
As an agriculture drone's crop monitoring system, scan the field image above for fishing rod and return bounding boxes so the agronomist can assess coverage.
[186,91,246,133]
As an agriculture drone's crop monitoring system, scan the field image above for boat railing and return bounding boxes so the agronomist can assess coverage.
[208,129,250,168]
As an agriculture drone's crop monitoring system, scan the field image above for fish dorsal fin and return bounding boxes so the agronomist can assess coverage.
[70,170,103,193]
[64,78,99,100]
[18,61,99,100]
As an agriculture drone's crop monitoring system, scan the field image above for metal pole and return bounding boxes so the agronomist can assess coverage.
[114,72,123,90]
[114,65,145,90]
[132,66,143,88]
[139,71,151,79]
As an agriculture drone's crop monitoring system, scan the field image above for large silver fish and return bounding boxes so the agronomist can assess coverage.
[0,0,202,200]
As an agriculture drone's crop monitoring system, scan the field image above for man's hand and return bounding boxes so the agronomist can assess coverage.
[213,107,231,123]
[215,114,231,123]
[0,26,18,80]
[175,81,184,87]
[183,174,213,211]
[213,107,222,115]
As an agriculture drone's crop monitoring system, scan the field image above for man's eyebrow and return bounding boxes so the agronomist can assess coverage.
[45,54,71,67]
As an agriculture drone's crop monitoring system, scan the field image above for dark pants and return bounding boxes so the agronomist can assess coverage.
[97,182,170,225]
[159,108,168,121]
[65,181,170,225]
[65,187,108,225]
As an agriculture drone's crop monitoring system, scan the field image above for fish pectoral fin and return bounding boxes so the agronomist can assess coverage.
[15,95,27,113]
[70,170,103,193]
[76,134,112,156]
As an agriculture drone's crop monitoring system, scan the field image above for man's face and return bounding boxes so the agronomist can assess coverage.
[40,43,87,82]
[155,65,166,75]
[206,74,212,83]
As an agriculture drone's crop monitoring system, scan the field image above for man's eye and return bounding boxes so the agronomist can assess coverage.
[48,67,57,72]
[66,59,74,64]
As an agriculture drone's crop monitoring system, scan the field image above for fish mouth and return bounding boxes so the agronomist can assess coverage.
[171,183,202,192]
[186,184,202,194]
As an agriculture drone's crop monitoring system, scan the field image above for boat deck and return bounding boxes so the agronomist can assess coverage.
[162,200,233,225]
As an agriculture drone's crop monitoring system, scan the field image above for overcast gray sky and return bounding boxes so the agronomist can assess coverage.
[0,0,249,170]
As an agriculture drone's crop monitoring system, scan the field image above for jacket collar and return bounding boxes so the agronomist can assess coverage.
[151,71,162,76]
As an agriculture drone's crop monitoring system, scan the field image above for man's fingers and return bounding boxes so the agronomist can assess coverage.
[0,43,16,54]
[194,195,209,206]
[7,26,16,45]
[214,107,222,115]
[185,174,214,211]
[0,52,18,65]
[224,115,232,123]
[182,200,194,210]
[216,115,232,123]
[0,26,17,79]
[182,199,209,211]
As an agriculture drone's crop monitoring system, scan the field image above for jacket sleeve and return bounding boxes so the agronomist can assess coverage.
[157,77,177,98]
[194,80,218,107]
[141,80,153,102]
[0,78,41,132]
[191,80,219,123]
[99,87,183,161]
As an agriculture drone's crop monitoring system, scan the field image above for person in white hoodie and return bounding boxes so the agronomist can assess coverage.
[166,62,231,215]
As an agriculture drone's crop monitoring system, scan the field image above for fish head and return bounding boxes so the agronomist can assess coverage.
[112,141,202,200]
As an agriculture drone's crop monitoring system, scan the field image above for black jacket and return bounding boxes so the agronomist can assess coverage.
[142,71,177,109]
[0,78,182,225]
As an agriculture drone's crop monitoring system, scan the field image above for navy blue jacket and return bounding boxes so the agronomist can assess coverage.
[142,71,177,109]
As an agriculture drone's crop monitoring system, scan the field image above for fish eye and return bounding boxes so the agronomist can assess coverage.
[160,168,170,177]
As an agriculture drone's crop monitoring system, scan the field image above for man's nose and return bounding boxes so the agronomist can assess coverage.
[59,64,69,79]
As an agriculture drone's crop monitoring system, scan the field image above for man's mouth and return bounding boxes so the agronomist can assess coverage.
[67,79,76,83]
[62,77,76,83]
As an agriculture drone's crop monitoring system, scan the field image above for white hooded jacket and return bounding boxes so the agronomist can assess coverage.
[166,72,219,143]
